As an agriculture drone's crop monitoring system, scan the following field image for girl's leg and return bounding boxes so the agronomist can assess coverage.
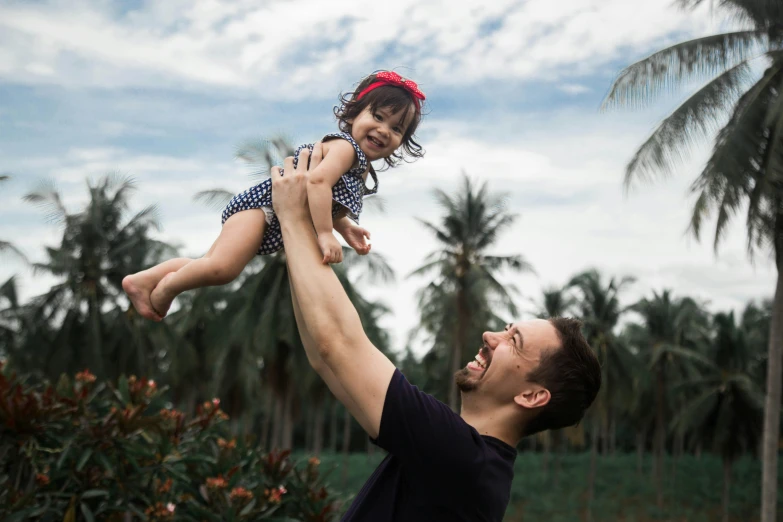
[123,257,193,320]
[150,209,267,318]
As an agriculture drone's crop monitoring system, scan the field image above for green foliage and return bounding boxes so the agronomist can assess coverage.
[0,366,340,521]
[316,452,783,521]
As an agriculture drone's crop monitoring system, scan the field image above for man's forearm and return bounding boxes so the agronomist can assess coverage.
[280,214,364,354]
[288,274,361,412]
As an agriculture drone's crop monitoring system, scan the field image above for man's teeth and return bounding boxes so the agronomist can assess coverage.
[474,353,486,369]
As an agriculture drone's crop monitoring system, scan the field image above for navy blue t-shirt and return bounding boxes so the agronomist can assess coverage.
[342,369,517,521]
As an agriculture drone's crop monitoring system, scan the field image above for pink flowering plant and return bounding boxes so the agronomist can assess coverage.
[0,363,339,521]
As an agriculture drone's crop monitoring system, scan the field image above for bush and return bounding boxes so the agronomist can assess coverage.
[0,364,339,521]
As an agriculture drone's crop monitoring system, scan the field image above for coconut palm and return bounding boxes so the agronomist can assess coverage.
[630,290,712,508]
[410,174,534,411]
[602,2,783,518]
[567,269,636,519]
[0,176,28,265]
[18,175,176,380]
[672,310,764,522]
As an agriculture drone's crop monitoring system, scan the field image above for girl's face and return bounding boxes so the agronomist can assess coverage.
[348,104,415,162]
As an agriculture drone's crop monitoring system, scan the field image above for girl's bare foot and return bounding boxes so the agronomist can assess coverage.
[150,273,177,319]
[122,274,163,321]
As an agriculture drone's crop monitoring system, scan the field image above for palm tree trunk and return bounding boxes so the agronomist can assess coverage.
[553,430,562,489]
[329,400,339,453]
[304,406,314,452]
[270,391,283,450]
[449,285,469,412]
[653,363,666,510]
[609,415,617,455]
[586,418,599,522]
[260,391,272,452]
[542,432,551,473]
[761,267,783,522]
[313,398,325,456]
[635,429,644,476]
[281,381,294,449]
[722,456,732,522]
[341,406,352,487]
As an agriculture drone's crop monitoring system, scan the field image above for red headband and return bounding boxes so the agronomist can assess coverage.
[356,71,425,110]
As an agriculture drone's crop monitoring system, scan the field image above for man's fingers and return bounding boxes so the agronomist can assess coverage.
[283,155,295,174]
[310,142,324,170]
[271,166,281,177]
[363,229,371,239]
[296,148,310,174]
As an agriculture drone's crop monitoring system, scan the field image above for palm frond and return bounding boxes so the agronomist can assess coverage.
[688,56,783,253]
[23,178,68,224]
[0,241,29,265]
[343,249,396,284]
[623,60,755,191]
[603,31,762,111]
[193,189,236,211]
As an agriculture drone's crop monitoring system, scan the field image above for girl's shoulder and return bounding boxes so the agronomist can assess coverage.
[321,132,366,173]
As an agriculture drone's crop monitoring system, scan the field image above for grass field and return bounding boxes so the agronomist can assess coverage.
[300,451,783,521]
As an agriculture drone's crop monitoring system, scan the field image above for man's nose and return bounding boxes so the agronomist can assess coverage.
[482,331,498,347]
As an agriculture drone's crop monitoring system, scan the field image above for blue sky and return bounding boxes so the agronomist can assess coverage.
[0,0,775,354]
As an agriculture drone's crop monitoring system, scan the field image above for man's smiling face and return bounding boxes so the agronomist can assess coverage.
[456,319,561,405]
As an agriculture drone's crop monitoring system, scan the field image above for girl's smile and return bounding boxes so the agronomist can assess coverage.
[349,105,414,162]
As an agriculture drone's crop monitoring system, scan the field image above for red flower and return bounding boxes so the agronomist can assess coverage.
[75,369,96,384]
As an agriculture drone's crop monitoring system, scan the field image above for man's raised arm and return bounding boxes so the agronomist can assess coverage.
[271,147,395,439]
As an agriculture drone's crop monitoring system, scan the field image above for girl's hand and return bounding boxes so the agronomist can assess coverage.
[338,222,372,255]
[318,232,343,264]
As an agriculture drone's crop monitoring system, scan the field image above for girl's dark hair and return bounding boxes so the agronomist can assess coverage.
[334,72,425,168]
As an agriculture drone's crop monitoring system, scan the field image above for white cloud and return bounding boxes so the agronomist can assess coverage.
[559,84,590,95]
[0,0,721,98]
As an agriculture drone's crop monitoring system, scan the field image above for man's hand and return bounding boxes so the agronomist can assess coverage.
[337,221,372,255]
[318,232,343,264]
[271,147,313,223]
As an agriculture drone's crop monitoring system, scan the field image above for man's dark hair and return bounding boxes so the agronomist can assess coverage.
[334,72,424,168]
[521,317,601,437]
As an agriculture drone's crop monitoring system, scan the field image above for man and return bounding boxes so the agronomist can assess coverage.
[271,146,602,521]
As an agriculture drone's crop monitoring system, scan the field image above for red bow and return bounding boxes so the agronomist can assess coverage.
[357,71,426,109]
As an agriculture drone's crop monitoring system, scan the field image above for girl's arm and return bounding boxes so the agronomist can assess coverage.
[306,140,357,263]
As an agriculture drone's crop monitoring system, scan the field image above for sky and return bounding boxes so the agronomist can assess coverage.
[0,0,776,356]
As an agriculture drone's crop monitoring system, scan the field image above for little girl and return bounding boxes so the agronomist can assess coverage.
[122,71,426,321]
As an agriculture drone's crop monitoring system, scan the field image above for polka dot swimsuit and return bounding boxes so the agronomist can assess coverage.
[221,132,378,256]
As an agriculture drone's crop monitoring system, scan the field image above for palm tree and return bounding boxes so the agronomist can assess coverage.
[533,284,576,319]
[602,2,783,518]
[567,269,635,519]
[629,290,712,508]
[18,175,175,380]
[410,174,534,411]
[0,277,20,361]
[672,310,764,522]
[0,176,28,265]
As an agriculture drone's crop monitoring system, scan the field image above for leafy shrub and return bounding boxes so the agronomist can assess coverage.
[0,364,339,521]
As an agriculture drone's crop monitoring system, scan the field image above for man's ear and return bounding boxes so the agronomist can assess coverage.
[514,387,551,410]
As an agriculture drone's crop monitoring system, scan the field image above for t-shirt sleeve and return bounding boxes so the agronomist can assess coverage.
[374,369,486,478]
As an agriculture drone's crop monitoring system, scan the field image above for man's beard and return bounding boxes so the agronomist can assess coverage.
[454,368,480,392]
[455,366,486,393]
[455,346,491,393]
